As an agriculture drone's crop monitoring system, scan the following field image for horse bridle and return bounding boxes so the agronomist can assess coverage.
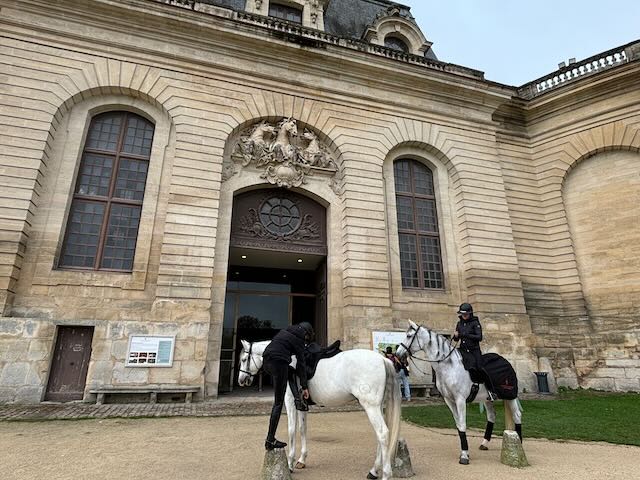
[400,324,459,365]
[238,342,262,379]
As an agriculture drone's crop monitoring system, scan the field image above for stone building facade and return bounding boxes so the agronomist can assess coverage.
[0,0,639,403]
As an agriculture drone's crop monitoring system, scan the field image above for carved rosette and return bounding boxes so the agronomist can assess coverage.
[229,118,338,188]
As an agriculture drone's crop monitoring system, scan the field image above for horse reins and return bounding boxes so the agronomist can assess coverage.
[400,325,459,375]
[238,342,262,379]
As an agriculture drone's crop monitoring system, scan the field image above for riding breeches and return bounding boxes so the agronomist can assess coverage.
[264,358,289,441]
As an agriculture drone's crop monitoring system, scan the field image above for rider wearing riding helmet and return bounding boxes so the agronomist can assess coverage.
[263,321,314,450]
[453,303,484,377]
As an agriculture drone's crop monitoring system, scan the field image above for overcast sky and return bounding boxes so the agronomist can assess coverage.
[402,0,640,86]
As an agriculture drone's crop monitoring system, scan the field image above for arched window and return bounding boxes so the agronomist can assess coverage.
[269,2,302,24]
[384,35,409,53]
[394,159,444,289]
[59,111,154,271]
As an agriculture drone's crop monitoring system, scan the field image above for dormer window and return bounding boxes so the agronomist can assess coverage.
[269,2,302,24]
[384,35,409,53]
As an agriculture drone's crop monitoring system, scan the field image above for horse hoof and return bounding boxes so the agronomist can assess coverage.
[459,457,470,465]
[295,462,306,469]
[367,473,378,479]
[479,444,489,451]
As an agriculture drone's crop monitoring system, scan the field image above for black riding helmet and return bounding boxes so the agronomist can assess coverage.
[297,321,315,342]
[457,303,473,315]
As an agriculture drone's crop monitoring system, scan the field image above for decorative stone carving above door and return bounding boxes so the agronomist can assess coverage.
[225,118,339,188]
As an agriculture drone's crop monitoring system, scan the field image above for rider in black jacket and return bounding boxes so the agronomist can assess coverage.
[263,322,314,450]
[453,303,484,377]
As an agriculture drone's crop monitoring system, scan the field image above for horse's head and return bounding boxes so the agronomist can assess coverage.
[396,320,432,359]
[280,118,298,137]
[302,129,317,142]
[237,339,264,387]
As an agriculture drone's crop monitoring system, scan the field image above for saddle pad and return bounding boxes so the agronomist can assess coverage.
[482,353,518,400]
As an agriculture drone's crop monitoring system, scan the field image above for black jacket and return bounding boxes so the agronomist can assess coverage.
[454,315,483,352]
[263,325,308,389]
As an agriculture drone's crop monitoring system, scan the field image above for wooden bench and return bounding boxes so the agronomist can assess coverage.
[90,386,200,405]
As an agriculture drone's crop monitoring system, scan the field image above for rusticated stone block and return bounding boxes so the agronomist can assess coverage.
[392,438,415,477]
[500,430,529,468]
[260,448,292,480]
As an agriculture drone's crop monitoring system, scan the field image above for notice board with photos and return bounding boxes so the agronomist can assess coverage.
[371,331,408,355]
[126,336,175,367]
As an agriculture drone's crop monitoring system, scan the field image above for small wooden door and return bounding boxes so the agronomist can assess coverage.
[45,326,94,402]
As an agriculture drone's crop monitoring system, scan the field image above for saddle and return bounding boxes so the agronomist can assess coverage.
[303,340,342,380]
[465,353,518,402]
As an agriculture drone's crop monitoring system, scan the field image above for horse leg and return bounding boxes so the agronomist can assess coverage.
[449,396,470,465]
[366,444,382,480]
[296,410,308,469]
[362,404,391,480]
[285,388,297,471]
[479,399,496,450]
[508,399,523,442]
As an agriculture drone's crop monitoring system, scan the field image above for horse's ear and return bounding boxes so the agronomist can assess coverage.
[408,319,418,329]
[241,340,250,351]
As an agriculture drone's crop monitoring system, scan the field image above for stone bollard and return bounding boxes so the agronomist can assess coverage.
[261,448,292,480]
[500,430,529,468]
[392,438,415,478]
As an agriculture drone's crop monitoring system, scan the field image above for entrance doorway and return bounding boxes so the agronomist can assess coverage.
[45,326,94,402]
[219,188,328,394]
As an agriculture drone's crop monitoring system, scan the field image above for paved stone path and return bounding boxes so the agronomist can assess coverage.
[0,396,442,421]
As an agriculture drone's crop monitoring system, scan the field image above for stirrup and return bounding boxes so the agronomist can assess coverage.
[487,390,497,402]
[294,399,309,411]
[265,438,287,450]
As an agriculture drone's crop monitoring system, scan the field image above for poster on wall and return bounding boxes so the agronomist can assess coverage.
[126,336,175,367]
[371,331,408,355]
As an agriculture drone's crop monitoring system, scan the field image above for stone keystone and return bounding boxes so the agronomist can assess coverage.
[392,438,415,477]
[260,448,292,480]
[500,430,529,468]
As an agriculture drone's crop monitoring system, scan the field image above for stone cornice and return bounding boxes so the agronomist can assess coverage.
[2,0,517,118]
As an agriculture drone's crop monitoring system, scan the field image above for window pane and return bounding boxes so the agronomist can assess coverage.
[420,236,444,289]
[415,199,438,233]
[122,116,154,157]
[394,160,411,193]
[85,113,122,152]
[413,162,434,196]
[385,36,409,53]
[114,158,149,201]
[60,201,106,268]
[269,3,302,24]
[100,204,141,270]
[396,196,415,230]
[399,234,419,288]
[75,153,114,197]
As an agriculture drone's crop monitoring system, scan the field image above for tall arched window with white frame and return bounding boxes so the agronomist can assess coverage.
[59,111,154,271]
[394,159,444,289]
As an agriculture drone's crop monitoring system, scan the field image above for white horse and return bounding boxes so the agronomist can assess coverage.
[237,339,401,480]
[396,320,523,465]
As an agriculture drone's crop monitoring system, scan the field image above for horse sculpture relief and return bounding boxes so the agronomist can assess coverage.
[230,118,338,188]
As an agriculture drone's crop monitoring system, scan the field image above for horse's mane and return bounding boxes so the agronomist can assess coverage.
[419,325,459,359]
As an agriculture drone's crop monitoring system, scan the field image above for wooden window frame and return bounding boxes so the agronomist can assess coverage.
[394,159,445,290]
[59,112,153,272]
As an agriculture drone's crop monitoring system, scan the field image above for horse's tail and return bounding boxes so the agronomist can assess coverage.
[383,357,401,462]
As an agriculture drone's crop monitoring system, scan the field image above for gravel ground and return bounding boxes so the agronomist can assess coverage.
[1,411,637,480]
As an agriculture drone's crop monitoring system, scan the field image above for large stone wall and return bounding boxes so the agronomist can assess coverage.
[0,0,638,402]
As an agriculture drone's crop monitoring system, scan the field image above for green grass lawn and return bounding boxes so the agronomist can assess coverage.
[402,389,640,446]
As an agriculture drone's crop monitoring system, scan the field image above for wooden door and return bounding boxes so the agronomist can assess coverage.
[315,259,327,347]
[45,326,94,402]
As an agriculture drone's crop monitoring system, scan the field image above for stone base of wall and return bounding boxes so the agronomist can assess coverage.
[1,317,209,404]
[539,330,640,393]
